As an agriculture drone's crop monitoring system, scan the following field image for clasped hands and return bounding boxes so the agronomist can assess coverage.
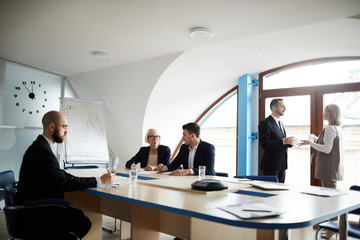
[155,164,191,176]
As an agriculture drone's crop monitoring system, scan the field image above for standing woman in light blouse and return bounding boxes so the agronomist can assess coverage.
[300,104,344,189]
[125,129,171,171]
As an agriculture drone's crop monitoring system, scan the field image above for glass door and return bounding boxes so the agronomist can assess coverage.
[264,95,311,186]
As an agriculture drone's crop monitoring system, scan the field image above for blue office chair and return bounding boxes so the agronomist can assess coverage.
[0,170,80,240]
[215,172,229,177]
[234,175,279,182]
[315,185,360,240]
[0,170,17,211]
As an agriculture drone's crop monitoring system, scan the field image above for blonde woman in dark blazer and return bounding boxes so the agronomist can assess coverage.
[125,129,171,171]
[301,104,344,189]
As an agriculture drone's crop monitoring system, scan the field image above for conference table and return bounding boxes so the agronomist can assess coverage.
[65,168,360,240]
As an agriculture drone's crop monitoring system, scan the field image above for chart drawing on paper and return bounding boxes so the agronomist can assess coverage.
[62,98,109,163]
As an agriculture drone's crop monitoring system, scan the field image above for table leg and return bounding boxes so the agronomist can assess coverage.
[339,213,348,240]
[278,229,288,240]
[131,205,160,240]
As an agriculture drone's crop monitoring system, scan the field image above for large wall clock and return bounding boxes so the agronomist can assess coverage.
[0,60,62,127]
[13,80,48,115]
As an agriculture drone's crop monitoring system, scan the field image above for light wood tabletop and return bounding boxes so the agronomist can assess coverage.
[65,167,360,240]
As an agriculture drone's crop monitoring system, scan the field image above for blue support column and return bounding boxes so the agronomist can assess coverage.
[237,74,257,175]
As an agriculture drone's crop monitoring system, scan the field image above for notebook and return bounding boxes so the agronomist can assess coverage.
[250,181,289,190]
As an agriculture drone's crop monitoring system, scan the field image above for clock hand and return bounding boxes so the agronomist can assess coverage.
[23,83,31,94]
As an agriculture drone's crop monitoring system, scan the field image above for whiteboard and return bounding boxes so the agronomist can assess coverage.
[61,98,109,163]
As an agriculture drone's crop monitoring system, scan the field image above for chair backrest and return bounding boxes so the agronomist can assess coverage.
[4,184,15,207]
[350,185,360,215]
[0,170,16,188]
[0,170,16,203]
[234,175,279,182]
[4,183,24,238]
[215,172,229,177]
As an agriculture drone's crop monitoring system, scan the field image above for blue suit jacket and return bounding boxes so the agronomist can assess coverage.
[167,140,215,175]
[258,116,292,172]
[125,145,171,169]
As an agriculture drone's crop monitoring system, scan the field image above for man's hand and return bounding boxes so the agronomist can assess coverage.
[144,165,154,171]
[155,164,167,172]
[283,136,295,145]
[100,172,114,185]
[169,169,191,176]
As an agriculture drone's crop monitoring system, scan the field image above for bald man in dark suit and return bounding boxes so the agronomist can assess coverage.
[16,111,114,239]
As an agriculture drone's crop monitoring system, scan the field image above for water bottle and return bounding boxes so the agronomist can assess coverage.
[129,163,137,186]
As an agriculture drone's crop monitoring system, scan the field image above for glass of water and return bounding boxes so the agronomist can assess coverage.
[199,166,206,180]
[129,163,138,186]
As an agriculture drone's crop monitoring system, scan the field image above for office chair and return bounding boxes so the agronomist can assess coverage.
[1,170,80,240]
[315,185,360,240]
[215,172,229,177]
[0,170,16,212]
[234,175,279,182]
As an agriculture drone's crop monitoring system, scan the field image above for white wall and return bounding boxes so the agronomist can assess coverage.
[67,53,181,166]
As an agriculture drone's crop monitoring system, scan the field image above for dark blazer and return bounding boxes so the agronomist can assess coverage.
[167,140,215,175]
[125,145,171,169]
[258,115,292,172]
[15,135,97,204]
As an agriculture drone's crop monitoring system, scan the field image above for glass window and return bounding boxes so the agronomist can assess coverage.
[198,90,237,177]
[263,60,360,90]
[0,60,66,179]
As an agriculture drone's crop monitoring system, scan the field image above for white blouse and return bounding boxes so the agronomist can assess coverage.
[309,125,341,154]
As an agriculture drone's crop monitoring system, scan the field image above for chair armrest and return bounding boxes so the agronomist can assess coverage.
[23,198,70,208]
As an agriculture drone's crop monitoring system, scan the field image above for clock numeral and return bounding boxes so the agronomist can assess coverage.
[44,98,48,102]
[14,94,18,98]
[16,103,19,106]
[22,109,25,112]
[29,111,33,114]
[39,84,42,87]
[30,81,35,84]
[22,81,26,85]
[43,90,46,94]
[42,105,45,108]
[36,110,39,113]
[15,86,20,90]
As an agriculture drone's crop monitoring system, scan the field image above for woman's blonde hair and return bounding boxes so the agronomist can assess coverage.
[325,104,342,126]
[144,128,160,143]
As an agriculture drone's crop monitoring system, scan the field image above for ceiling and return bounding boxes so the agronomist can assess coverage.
[1,0,360,77]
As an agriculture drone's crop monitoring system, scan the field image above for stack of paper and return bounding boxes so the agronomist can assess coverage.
[218,203,283,219]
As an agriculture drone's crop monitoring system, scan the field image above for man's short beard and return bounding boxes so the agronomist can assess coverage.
[53,128,63,143]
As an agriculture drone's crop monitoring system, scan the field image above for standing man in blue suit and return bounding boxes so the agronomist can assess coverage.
[258,99,294,183]
[157,122,215,176]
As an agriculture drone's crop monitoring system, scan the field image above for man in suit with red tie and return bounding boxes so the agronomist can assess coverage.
[258,99,295,183]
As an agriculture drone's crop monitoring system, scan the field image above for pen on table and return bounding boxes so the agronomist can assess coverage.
[242,209,272,212]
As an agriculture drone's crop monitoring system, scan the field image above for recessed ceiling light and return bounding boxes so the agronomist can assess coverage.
[190,27,213,40]
[92,51,111,60]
